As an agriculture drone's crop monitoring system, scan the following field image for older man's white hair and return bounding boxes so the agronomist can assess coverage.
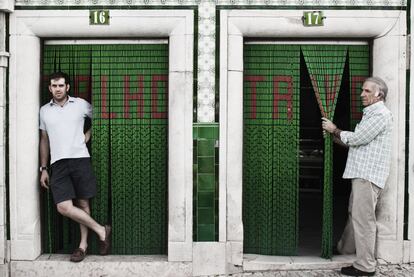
[364,76,388,101]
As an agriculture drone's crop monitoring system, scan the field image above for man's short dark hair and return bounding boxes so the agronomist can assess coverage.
[49,71,70,85]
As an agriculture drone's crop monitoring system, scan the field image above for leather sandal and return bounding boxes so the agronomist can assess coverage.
[70,248,86,263]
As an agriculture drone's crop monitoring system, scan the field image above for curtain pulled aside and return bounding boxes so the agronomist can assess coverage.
[302,45,347,258]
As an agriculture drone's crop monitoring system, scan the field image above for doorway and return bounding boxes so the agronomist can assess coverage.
[243,42,370,256]
[41,41,169,255]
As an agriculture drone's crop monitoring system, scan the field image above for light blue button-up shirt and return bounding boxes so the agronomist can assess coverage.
[340,101,393,188]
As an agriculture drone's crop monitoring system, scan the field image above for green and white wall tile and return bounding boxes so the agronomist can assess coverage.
[14,0,407,5]
[193,123,219,241]
[197,1,216,123]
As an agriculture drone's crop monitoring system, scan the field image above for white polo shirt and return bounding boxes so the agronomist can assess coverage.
[39,96,92,165]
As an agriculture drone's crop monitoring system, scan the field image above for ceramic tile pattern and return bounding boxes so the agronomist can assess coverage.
[193,123,219,240]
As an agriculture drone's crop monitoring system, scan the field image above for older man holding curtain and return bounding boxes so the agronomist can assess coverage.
[322,77,393,277]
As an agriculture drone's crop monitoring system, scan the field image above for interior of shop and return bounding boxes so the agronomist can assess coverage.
[298,53,353,256]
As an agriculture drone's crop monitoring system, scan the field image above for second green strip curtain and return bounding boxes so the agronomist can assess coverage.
[302,45,347,258]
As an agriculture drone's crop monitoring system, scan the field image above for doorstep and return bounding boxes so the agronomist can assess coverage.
[10,254,192,277]
[244,254,356,271]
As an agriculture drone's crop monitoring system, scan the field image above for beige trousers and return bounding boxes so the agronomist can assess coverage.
[337,178,382,272]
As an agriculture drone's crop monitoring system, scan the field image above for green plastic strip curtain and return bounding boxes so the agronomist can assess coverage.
[42,44,168,254]
[93,44,168,254]
[302,45,347,258]
[243,44,300,255]
[349,45,370,130]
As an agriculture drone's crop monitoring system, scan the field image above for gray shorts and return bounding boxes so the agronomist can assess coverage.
[50,158,97,204]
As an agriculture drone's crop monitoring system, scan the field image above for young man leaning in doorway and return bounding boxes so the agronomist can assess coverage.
[39,71,111,262]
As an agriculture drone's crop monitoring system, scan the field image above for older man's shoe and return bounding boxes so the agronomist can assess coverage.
[340,265,375,276]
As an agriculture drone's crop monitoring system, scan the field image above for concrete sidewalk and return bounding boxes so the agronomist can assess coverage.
[225,264,414,276]
[5,254,414,276]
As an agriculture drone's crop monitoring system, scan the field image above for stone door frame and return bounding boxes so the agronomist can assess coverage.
[9,9,194,261]
[219,9,406,265]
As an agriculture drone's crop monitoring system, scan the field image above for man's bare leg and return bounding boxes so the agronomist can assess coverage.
[57,199,106,241]
[74,199,91,251]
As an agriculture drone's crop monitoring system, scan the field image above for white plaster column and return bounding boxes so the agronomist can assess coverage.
[9,32,42,260]
[168,68,194,262]
[226,33,244,244]
[167,27,194,264]
[372,15,407,263]
[0,1,13,12]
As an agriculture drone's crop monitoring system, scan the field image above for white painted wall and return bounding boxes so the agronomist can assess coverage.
[1,4,411,276]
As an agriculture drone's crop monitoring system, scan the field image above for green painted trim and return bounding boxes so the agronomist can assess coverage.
[403,0,410,241]
[5,12,10,241]
[404,69,410,240]
[407,0,411,34]
[216,5,406,10]
[15,5,198,10]
[403,1,412,240]
[193,7,198,123]
[215,8,220,123]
